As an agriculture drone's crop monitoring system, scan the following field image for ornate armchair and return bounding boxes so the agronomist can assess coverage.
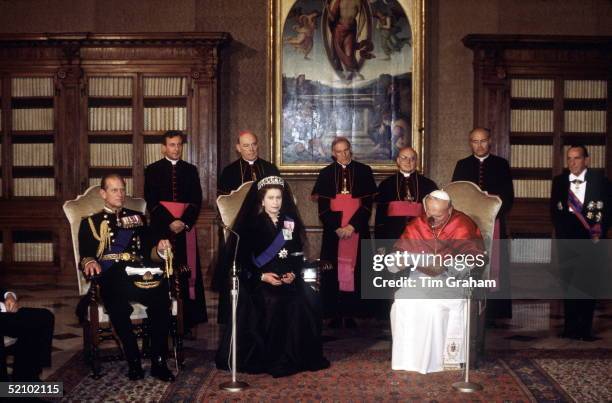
[63,185,183,378]
[445,180,502,368]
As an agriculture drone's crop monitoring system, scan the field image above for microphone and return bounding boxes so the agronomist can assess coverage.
[427,216,435,229]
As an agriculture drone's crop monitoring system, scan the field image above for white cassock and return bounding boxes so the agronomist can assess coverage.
[390,269,466,374]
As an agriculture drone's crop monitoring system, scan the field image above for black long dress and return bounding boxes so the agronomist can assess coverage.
[214,157,280,323]
[215,212,329,377]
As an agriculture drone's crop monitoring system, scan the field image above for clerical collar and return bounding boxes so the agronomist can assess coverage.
[165,157,179,166]
[569,169,587,182]
[337,160,352,169]
[474,154,490,162]
[400,171,414,178]
[242,158,257,165]
[104,206,122,214]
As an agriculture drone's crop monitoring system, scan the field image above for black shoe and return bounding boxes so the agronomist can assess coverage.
[344,317,357,329]
[127,360,144,381]
[559,331,577,339]
[150,356,175,382]
[579,335,601,342]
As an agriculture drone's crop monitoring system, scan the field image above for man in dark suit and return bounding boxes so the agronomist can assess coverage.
[452,127,514,320]
[145,130,207,330]
[0,289,54,381]
[550,145,608,341]
[79,174,175,381]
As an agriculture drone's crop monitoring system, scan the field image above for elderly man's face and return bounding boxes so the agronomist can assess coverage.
[396,148,417,173]
[469,129,491,158]
[426,198,452,227]
[236,132,259,161]
[332,140,352,165]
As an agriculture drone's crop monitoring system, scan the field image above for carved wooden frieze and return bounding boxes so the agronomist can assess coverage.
[0,32,231,65]
[0,46,63,62]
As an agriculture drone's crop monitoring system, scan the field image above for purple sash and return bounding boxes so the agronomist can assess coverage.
[252,218,294,268]
[568,189,601,238]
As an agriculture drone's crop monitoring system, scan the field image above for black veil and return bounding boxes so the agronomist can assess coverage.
[214,177,323,373]
[213,178,307,317]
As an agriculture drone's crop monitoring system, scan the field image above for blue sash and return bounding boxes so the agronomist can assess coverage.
[100,228,135,271]
[252,218,293,268]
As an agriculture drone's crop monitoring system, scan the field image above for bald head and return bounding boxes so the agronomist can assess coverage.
[469,127,491,158]
[236,131,259,161]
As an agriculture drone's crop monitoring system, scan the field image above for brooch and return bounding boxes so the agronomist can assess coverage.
[586,200,604,223]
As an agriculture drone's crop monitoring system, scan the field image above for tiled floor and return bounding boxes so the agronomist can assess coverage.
[7,283,612,380]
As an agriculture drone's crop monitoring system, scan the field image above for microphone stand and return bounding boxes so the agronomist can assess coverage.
[217,218,249,392]
[453,265,483,393]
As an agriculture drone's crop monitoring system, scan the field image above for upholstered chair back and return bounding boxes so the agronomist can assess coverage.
[63,185,146,295]
[444,181,502,280]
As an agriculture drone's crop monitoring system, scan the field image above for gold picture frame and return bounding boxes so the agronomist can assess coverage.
[269,0,425,174]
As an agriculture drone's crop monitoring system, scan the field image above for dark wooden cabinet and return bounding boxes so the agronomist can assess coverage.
[0,33,230,284]
[464,35,612,239]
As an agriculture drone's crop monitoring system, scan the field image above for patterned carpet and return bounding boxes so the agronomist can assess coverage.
[48,346,612,402]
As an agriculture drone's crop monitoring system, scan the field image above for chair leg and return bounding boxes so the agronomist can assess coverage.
[91,344,102,379]
[141,320,151,359]
[0,339,8,381]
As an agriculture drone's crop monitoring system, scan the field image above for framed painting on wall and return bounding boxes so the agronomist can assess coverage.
[269,0,425,173]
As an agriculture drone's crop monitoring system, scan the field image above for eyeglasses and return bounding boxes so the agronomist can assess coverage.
[397,155,417,161]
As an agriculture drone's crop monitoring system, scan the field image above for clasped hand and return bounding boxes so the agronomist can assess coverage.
[262,272,295,286]
[4,294,18,312]
[335,224,355,240]
[169,220,186,234]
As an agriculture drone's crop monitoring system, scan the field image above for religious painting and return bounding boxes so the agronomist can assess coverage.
[270,0,425,172]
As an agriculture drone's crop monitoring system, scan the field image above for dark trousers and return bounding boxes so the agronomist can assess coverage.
[99,268,170,362]
[564,299,595,338]
[0,308,54,381]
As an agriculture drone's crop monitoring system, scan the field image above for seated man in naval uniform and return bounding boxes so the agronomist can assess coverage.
[78,173,175,382]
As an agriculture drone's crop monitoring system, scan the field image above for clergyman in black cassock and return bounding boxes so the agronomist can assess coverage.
[214,131,280,323]
[0,289,54,381]
[312,137,377,326]
[145,132,207,330]
[550,145,609,341]
[375,147,438,242]
[452,128,514,320]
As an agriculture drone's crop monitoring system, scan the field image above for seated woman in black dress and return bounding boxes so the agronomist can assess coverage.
[216,176,329,378]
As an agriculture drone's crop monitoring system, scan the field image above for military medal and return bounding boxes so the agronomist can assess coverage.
[282,220,294,240]
[278,248,288,259]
